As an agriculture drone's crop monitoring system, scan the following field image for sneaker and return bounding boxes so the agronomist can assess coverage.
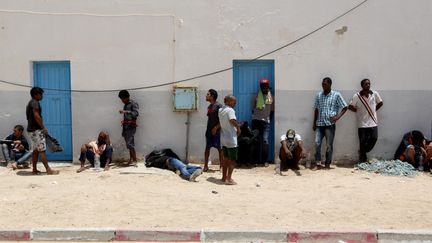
[189,169,203,182]
[324,163,331,170]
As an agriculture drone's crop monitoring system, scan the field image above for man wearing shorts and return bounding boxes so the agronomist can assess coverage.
[218,95,240,185]
[204,89,223,172]
[26,87,59,175]
[118,90,139,166]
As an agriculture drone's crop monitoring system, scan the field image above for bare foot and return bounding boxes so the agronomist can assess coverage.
[76,167,86,173]
[104,166,110,171]
[47,169,59,175]
[11,162,18,170]
[221,177,226,183]
[203,166,209,172]
[225,179,237,185]
[32,170,42,175]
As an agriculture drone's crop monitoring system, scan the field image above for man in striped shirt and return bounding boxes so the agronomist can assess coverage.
[313,77,348,169]
[348,79,383,162]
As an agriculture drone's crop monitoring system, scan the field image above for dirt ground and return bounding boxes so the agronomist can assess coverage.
[0,162,432,231]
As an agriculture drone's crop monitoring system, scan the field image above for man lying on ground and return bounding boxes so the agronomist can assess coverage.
[1,125,32,169]
[77,131,113,173]
[145,149,203,182]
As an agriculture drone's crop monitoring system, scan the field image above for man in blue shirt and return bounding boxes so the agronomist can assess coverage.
[312,77,348,169]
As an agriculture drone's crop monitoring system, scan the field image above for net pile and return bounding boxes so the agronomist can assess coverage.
[356,159,418,177]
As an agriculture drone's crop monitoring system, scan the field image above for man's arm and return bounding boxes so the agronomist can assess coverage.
[229,119,241,137]
[313,108,318,131]
[330,106,348,123]
[33,107,46,132]
[211,123,221,136]
[376,101,383,111]
[348,105,357,112]
[281,140,292,159]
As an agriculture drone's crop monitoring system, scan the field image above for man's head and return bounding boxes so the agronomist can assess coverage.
[13,125,24,138]
[30,87,44,100]
[360,79,371,92]
[286,129,296,141]
[259,78,270,95]
[98,131,111,145]
[224,94,237,108]
[322,77,332,93]
[118,90,130,104]
[206,89,218,102]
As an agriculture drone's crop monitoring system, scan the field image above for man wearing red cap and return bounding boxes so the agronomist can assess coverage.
[252,78,274,164]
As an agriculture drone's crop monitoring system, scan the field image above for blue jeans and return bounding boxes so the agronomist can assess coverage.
[79,145,113,168]
[315,125,336,164]
[168,158,201,179]
[1,144,32,165]
[252,119,271,163]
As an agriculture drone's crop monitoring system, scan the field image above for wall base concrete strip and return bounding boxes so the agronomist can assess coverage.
[115,230,201,242]
[202,230,287,242]
[377,229,432,242]
[31,228,115,241]
[288,231,378,243]
[0,230,30,241]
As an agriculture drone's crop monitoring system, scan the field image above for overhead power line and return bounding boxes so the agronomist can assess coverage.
[0,0,369,93]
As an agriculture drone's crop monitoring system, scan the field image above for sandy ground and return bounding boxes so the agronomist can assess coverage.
[0,162,432,231]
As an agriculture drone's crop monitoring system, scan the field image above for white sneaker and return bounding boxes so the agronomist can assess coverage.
[189,169,203,182]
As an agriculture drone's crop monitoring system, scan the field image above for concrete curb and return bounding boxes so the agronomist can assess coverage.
[288,231,377,243]
[31,228,115,241]
[0,228,431,242]
[377,229,432,243]
[0,230,30,241]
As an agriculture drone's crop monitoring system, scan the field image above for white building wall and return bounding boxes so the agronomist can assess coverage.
[0,0,431,163]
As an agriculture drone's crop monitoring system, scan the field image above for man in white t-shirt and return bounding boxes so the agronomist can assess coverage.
[279,129,306,171]
[348,79,383,162]
[218,95,240,185]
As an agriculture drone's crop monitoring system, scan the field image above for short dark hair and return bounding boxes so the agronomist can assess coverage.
[360,78,370,87]
[30,87,44,98]
[14,125,24,131]
[323,77,332,85]
[208,89,218,100]
[118,90,130,99]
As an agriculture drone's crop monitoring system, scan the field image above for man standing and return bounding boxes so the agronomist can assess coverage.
[252,78,274,164]
[348,79,383,162]
[26,87,59,175]
[313,77,348,169]
[1,125,32,169]
[204,89,223,172]
[118,90,139,166]
[218,95,241,185]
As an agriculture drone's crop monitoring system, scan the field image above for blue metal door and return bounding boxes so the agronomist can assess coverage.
[33,61,72,161]
[233,60,275,161]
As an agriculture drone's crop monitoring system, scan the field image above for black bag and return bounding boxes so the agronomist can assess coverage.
[46,134,63,153]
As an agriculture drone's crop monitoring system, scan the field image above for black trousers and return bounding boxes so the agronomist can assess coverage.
[358,127,378,162]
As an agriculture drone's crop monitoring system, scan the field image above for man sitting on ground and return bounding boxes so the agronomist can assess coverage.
[394,130,431,171]
[145,149,203,182]
[76,131,113,172]
[1,125,32,169]
[279,129,306,171]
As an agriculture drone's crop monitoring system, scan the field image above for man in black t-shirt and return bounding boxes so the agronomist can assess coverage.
[1,125,32,169]
[26,87,59,175]
[203,89,223,172]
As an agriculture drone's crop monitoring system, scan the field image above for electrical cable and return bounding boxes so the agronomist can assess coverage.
[0,0,369,92]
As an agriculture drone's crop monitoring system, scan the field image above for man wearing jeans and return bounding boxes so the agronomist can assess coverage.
[312,77,347,169]
[251,78,274,164]
[1,125,32,169]
[348,79,383,162]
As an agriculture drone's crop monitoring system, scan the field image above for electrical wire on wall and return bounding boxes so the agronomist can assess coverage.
[0,0,369,93]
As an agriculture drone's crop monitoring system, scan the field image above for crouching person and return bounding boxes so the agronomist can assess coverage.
[1,125,32,169]
[77,131,113,173]
[394,130,429,171]
[145,149,203,182]
[279,129,306,171]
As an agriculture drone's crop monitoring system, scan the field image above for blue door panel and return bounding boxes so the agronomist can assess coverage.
[33,61,72,161]
[233,60,275,162]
